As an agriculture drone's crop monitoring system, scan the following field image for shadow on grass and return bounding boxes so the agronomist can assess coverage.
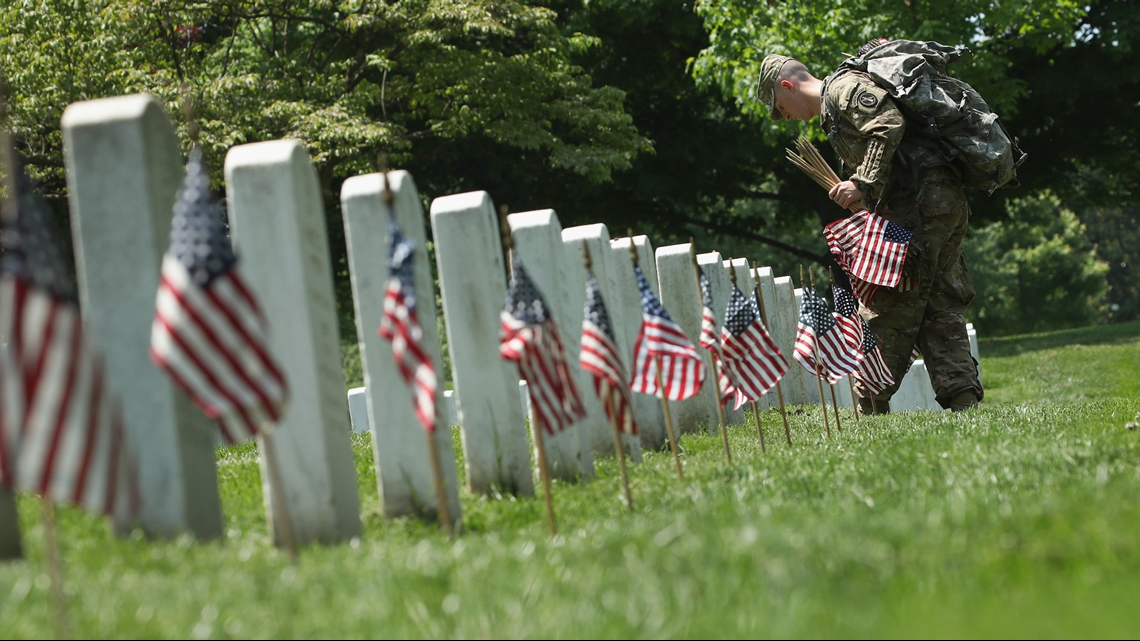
[979,320,1140,358]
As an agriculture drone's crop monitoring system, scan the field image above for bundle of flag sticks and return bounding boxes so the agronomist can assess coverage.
[785,137,841,190]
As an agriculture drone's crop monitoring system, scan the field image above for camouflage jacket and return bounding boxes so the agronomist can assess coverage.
[820,69,951,207]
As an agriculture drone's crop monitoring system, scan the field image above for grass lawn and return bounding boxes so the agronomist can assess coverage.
[2,323,1139,638]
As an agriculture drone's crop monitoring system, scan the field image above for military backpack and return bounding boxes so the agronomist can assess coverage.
[832,39,1027,195]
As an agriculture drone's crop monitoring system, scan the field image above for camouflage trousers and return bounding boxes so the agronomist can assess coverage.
[859,167,983,409]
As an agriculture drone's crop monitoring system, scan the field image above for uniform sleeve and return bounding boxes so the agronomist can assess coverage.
[828,74,906,198]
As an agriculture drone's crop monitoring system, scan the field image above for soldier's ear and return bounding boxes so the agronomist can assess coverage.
[780,79,796,93]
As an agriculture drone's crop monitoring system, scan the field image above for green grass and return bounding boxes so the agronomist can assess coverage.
[980,320,1140,404]
[3,324,1140,638]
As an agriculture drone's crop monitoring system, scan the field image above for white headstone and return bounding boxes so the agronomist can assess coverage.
[347,387,368,434]
[508,210,589,481]
[770,276,810,406]
[608,236,667,451]
[224,140,362,545]
[793,287,824,405]
[753,268,794,410]
[967,323,982,388]
[891,360,927,412]
[341,170,461,522]
[443,390,458,428]
[430,191,534,496]
[562,224,641,463]
[61,94,222,539]
[698,252,740,428]
[725,258,768,411]
[654,243,711,434]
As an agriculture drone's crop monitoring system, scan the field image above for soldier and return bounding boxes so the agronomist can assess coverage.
[755,46,983,413]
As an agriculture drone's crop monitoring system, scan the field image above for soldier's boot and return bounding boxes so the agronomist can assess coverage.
[858,396,890,415]
[948,391,980,412]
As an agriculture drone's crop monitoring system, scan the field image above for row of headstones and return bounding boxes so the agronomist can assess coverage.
[5,92,981,552]
[346,319,981,436]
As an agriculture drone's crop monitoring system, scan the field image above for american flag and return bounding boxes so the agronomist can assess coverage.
[822,210,913,302]
[720,286,789,402]
[580,270,638,435]
[793,288,861,384]
[0,160,137,518]
[850,212,912,288]
[629,264,705,401]
[851,318,894,396]
[378,205,437,433]
[696,266,742,410]
[500,253,585,435]
[832,285,864,353]
[150,144,288,444]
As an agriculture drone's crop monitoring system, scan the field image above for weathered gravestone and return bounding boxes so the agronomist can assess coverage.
[753,268,798,411]
[508,210,589,481]
[341,170,461,522]
[347,387,368,434]
[967,323,983,389]
[61,94,222,539]
[562,224,641,463]
[697,252,740,427]
[443,390,458,428]
[792,287,825,405]
[430,191,533,496]
[608,236,667,451]
[725,258,769,412]
[224,140,362,545]
[654,243,711,434]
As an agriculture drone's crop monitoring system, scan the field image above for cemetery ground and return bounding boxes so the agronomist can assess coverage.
[2,321,1139,638]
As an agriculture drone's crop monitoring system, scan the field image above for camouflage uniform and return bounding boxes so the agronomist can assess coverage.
[820,69,983,411]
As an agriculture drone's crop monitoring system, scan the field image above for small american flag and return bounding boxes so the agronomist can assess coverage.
[500,254,585,434]
[851,213,912,288]
[851,318,894,396]
[378,206,437,433]
[150,144,288,444]
[580,270,638,435]
[793,288,861,384]
[822,210,913,303]
[1,161,137,519]
[720,286,789,402]
[696,266,742,410]
[832,285,864,353]
[629,264,705,401]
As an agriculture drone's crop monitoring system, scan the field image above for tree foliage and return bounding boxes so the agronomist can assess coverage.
[0,0,650,193]
[965,191,1108,336]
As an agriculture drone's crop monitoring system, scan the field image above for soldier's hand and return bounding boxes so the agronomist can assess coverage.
[828,180,865,210]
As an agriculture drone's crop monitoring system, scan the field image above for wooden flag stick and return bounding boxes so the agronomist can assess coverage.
[586,242,633,511]
[603,382,634,512]
[727,263,766,453]
[40,500,72,640]
[499,205,557,537]
[848,376,860,421]
[692,244,731,466]
[753,261,791,446]
[655,354,684,482]
[810,268,842,433]
[626,239,683,482]
[532,410,558,537]
[800,265,831,438]
[425,434,454,537]
[380,161,453,537]
[828,266,860,423]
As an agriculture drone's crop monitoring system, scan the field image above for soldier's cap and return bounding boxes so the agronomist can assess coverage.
[755,54,792,121]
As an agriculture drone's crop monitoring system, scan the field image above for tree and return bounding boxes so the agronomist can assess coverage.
[1,0,651,336]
